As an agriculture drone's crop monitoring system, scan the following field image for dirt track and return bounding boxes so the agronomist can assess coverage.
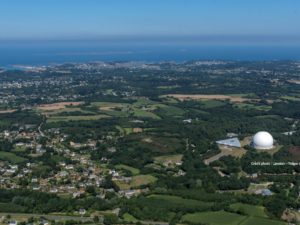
[165,94,256,103]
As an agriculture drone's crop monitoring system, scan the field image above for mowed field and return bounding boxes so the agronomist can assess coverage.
[182,211,247,225]
[0,151,26,163]
[36,101,84,111]
[230,203,268,218]
[147,194,213,208]
[0,109,17,114]
[182,210,286,225]
[114,175,157,190]
[204,146,246,165]
[47,114,110,122]
[154,154,183,166]
[164,94,257,103]
[115,164,140,175]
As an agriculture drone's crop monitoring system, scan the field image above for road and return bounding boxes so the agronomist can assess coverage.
[0,213,169,225]
[0,213,93,222]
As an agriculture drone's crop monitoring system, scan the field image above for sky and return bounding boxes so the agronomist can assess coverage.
[0,0,300,44]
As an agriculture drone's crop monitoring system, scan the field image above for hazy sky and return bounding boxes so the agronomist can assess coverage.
[0,0,299,44]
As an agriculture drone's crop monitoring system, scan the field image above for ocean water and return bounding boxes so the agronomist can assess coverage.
[0,41,300,67]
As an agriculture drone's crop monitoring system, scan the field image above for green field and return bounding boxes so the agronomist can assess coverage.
[47,114,110,122]
[131,175,157,187]
[281,95,300,101]
[0,203,26,213]
[115,164,140,175]
[37,107,94,115]
[240,217,286,225]
[154,154,183,166]
[91,100,162,119]
[122,213,138,223]
[114,175,157,190]
[0,151,26,163]
[234,103,271,111]
[133,109,161,119]
[182,211,247,225]
[182,210,286,225]
[147,194,212,208]
[157,85,180,90]
[91,102,129,108]
[200,100,228,109]
[230,203,268,218]
[156,105,185,117]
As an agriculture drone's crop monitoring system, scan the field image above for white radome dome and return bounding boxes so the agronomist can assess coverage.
[253,131,274,150]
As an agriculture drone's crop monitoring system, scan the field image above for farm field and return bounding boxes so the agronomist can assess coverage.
[229,203,268,218]
[122,213,138,223]
[47,114,110,122]
[200,99,228,108]
[91,100,163,119]
[36,102,84,111]
[0,109,17,114]
[154,154,183,166]
[115,164,140,175]
[145,194,213,210]
[181,211,247,225]
[234,103,272,111]
[181,211,286,225]
[0,152,26,163]
[164,94,257,102]
[114,175,157,190]
[240,217,287,225]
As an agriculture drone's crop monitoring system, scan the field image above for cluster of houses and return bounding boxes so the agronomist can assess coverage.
[0,125,154,202]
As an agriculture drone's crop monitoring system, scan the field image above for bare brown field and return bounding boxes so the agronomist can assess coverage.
[165,94,257,103]
[133,128,143,133]
[288,146,300,160]
[37,101,84,111]
[0,109,17,114]
[288,79,300,84]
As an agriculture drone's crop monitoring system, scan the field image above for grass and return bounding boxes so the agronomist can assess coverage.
[37,107,92,115]
[0,203,26,213]
[133,109,161,119]
[160,97,179,104]
[234,103,271,111]
[200,100,227,109]
[114,175,157,190]
[147,195,211,207]
[255,115,281,119]
[122,213,138,223]
[157,85,180,90]
[156,105,185,117]
[13,145,27,152]
[182,211,286,225]
[240,217,287,225]
[104,110,130,117]
[131,175,157,187]
[230,203,268,218]
[116,126,133,135]
[115,164,140,175]
[91,102,129,108]
[0,152,26,163]
[281,95,300,101]
[91,100,162,119]
[142,194,213,213]
[47,114,110,122]
[154,154,183,166]
[182,211,247,225]
[248,182,273,193]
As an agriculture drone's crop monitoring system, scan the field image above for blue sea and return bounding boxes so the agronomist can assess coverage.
[0,41,300,67]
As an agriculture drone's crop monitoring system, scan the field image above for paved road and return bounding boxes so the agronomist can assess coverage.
[0,213,169,224]
[0,213,93,222]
